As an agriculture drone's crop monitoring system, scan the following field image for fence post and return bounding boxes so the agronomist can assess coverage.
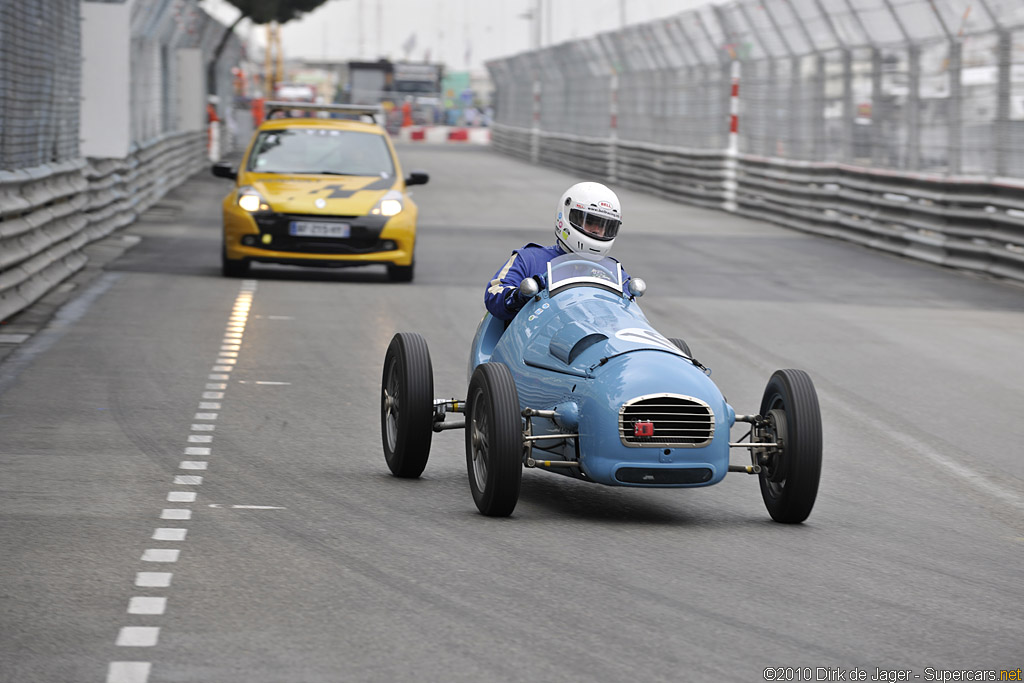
[530,79,541,165]
[948,40,962,174]
[609,72,618,182]
[995,29,1011,177]
[908,44,921,170]
[842,49,854,163]
[723,59,740,213]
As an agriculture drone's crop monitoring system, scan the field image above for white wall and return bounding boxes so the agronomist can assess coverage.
[176,48,205,132]
[80,2,132,158]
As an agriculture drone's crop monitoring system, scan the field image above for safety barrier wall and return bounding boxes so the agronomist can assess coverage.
[493,123,1024,282]
[487,0,1024,283]
[0,0,243,323]
[0,132,205,322]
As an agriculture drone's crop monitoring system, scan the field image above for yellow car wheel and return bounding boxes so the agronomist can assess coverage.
[386,261,414,283]
[222,244,250,278]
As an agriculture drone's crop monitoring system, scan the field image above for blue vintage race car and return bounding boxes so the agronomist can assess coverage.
[381,253,822,523]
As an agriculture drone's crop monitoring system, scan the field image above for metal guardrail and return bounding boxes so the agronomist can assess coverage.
[736,157,1024,281]
[493,123,1024,283]
[0,132,206,322]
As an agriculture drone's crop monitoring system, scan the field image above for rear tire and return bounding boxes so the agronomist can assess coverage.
[381,333,434,478]
[465,363,523,517]
[222,245,249,278]
[757,369,822,524]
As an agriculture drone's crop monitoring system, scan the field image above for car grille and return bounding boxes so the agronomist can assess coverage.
[618,394,715,448]
[252,213,388,254]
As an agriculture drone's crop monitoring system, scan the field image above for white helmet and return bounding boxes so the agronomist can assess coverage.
[554,182,622,259]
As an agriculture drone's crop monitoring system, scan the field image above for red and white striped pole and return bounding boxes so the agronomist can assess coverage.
[723,59,740,213]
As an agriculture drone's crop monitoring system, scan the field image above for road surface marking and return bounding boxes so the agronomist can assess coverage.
[173,475,202,485]
[107,661,151,682]
[179,461,207,470]
[134,572,171,588]
[128,597,166,615]
[141,548,180,563]
[160,509,191,520]
[116,627,159,647]
[184,447,210,456]
[166,492,196,503]
[152,528,187,541]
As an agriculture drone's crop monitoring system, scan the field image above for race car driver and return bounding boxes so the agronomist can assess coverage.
[484,181,629,321]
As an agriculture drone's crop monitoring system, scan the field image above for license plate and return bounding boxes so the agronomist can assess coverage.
[289,221,351,238]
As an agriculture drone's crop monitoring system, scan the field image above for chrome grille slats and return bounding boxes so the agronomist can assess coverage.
[618,393,715,448]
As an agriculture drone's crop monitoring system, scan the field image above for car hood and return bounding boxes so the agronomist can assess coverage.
[519,290,688,375]
[246,173,398,214]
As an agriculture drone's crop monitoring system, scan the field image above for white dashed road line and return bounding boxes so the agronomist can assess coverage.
[108,280,257,683]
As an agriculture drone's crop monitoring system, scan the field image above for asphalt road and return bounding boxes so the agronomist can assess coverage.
[1,143,1022,683]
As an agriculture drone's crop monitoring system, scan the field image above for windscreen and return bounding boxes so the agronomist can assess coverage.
[547,254,623,293]
[246,128,395,177]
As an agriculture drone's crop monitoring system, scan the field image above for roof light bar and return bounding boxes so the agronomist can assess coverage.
[263,102,384,122]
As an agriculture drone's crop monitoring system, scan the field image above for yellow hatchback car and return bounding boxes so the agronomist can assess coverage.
[211,103,428,281]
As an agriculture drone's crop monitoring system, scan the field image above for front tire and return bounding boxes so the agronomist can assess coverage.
[222,245,249,278]
[387,261,414,282]
[381,333,434,477]
[668,337,692,358]
[465,363,523,517]
[757,369,822,524]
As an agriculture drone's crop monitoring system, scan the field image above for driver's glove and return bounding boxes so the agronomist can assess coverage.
[502,287,527,317]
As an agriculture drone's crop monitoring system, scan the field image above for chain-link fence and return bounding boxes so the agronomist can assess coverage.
[487,1,1024,283]
[489,0,1024,178]
[0,0,245,323]
[0,0,82,170]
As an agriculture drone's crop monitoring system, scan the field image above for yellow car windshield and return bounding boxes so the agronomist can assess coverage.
[247,128,395,177]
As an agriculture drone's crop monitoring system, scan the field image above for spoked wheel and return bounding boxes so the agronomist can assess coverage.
[381,332,434,478]
[465,362,523,517]
[668,337,692,358]
[757,369,822,524]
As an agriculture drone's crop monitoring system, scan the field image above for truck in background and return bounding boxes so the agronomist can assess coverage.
[343,59,444,130]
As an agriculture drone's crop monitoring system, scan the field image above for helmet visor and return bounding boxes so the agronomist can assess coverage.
[568,209,620,241]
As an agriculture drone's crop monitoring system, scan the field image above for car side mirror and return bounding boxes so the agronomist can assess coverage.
[211,162,237,180]
[405,171,429,186]
[628,278,647,298]
[518,276,540,299]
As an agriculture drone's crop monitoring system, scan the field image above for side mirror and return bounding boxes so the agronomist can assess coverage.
[211,162,237,180]
[518,276,540,299]
[628,278,647,298]
[405,171,429,186]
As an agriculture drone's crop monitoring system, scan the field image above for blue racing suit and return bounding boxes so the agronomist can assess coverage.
[484,243,629,321]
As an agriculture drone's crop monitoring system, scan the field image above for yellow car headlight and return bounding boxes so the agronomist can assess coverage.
[370,190,403,217]
[237,186,270,212]
[378,199,403,216]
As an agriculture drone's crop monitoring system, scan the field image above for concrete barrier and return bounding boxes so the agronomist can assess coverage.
[395,126,491,144]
